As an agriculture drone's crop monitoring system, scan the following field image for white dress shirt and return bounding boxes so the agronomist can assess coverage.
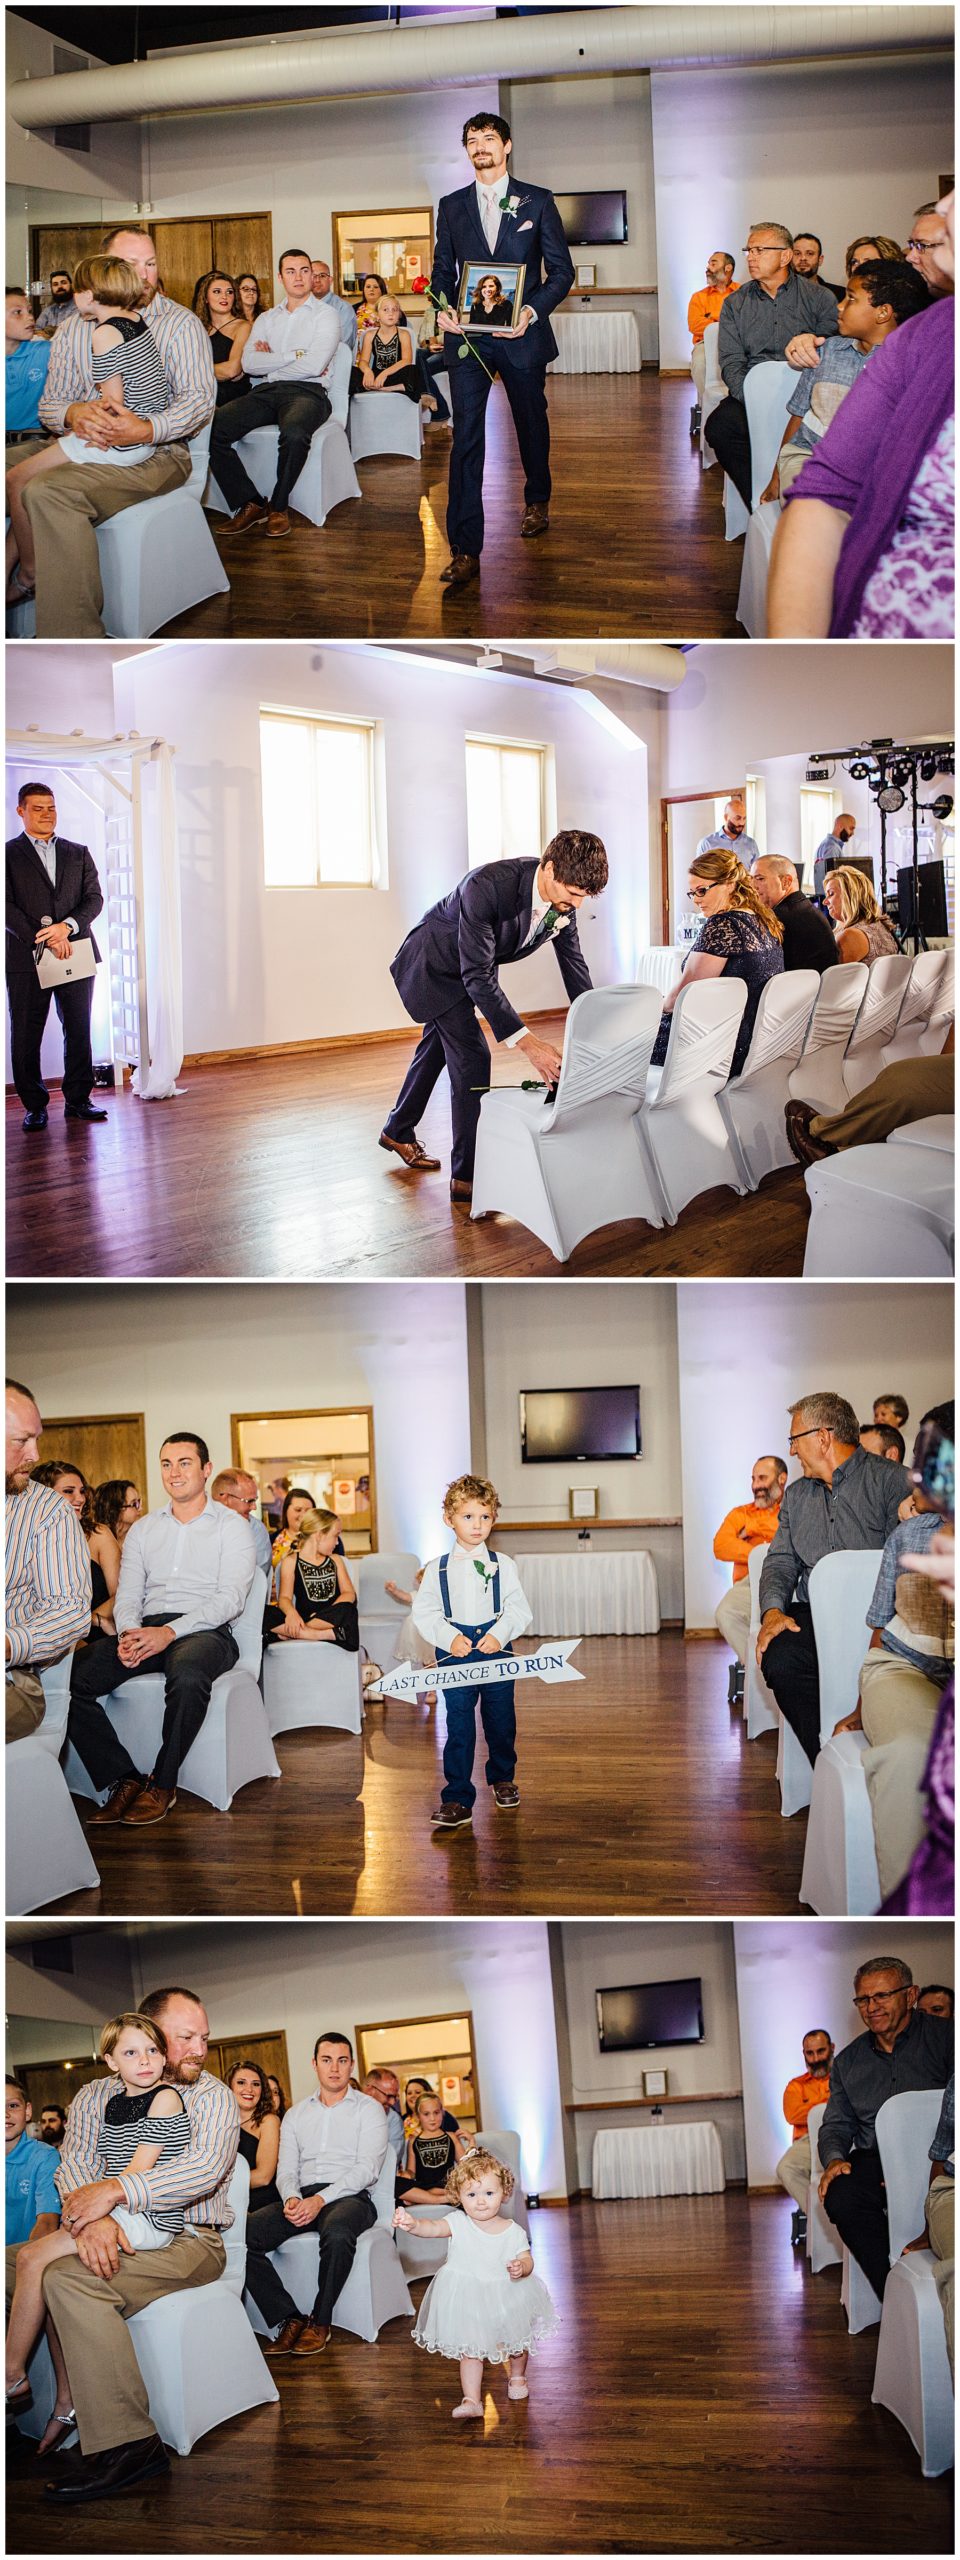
[277,2087,388,2205]
[26,834,78,934]
[114,1497,256,1640]
[413,1541,532,1650]
[242,296,341,387]
[502,890,571,1047]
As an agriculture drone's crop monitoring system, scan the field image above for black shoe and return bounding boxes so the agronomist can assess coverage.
[690,405,702,437]
[64,1102,108,1121]
[44,2433,169,2502]
[22,1108,48,1131]
[790,2209,808,2248]
[727,1662,745,1707]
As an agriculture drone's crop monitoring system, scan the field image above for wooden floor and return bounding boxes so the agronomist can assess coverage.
[7,2195,951,2554]
[5,1027,810,1281]
[164,376,744,641]
[44,1634,808,1921]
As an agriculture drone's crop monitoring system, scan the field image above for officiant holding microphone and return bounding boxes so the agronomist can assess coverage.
[379,830,609,1205]
[6,780,106,1131]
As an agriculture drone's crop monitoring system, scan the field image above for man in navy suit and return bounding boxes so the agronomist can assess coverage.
[434,111,575,588]
[5,780,105,1130]
[379,830,609,1202]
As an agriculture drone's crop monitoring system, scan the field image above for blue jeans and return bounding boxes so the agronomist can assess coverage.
[436,1625,517,1808]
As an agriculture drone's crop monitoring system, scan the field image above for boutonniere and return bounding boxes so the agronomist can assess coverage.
[499,192,524,219]
[540,905,570,939]
[472,1555,496,1591]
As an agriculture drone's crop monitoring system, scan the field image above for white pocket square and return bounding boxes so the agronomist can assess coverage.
[517,222,534,233]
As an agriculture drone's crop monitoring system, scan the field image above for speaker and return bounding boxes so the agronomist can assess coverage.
[897,858,948,939]
[814,851,875,897]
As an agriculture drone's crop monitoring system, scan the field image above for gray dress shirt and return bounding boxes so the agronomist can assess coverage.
[115,1497,256,1639]
[759,1444,910,1615]
[820,2011,953,2161]
[718,271,839,400]
[696,829,761,865]
[277,2087,388,2204]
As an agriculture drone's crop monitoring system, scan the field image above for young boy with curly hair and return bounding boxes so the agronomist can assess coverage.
[413,1473,532,1832]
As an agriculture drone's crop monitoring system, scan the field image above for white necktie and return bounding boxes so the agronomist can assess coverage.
[481,188,499,253]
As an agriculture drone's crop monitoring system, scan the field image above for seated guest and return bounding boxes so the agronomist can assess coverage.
[311,259,358,350]
[823,863,898,962]
[267,2075,288,2119]
[244,2029,387,2358]
[362,2069,404,2158]
[905,203,955,298]
[836,1406,954,1896]
[236,272,265,326]
[919,1985,955,2019]
[860,1423,906,1463]
[210,247,340,542]
[272,1508,359,1650]
[5,289,52,447]
[695,795,760,866]
[31,1460,121,1637]
[791,233,843,301]
[819,1954,952,2299]
[786,1049,954,1166]
[761,260,930,500]
[757,1392,910,1765]
[713,1453,788,1686]
[354,272,387,336]
[5,2072,74,2456]
[751,857,840,974]
[403,2076,460,2137]
[704,223,838,507]
[227,2061,282,2214]
[768,193,954,637]
[875,1393,909,1431]
[351,294,420,402]
[211,1467,273,1573]
[191,270,251,405]
[95,1477,142,1548]
[38,2104,67,2148]
[687,251,738,432]
[270,1486,315,1588]
[905,2074,954,2378]
[845,234,904,276]
[775,2029,835,2245]
[67,1429,255,1829]
[6,1377,91,1743]
[401,2089,466,2200]
[34,271,77,332]
[649,850,784,1080]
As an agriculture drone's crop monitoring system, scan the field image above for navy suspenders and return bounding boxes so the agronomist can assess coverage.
[438,1550,501,1634]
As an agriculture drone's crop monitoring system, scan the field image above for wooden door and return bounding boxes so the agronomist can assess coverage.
[206,2029,292,2100]
[34,223,104,295]
[213,214,273,308]
[37,1411,147,1496]
[20,2055,108,2117]
[153,218,214,310]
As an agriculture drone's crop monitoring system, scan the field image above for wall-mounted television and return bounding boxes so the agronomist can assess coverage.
[596,1979,704,2051]
[555,189,628,246]
[519,1386,641,1463]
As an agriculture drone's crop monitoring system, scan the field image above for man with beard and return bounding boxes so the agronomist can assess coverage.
[35,272,77,332]
[38,1986,239,2505]
[38,2106,67,2149]
[5,1376,90,1742]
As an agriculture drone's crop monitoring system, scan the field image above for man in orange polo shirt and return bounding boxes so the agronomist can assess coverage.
[776,2028,835,2245]
[713,1454,788,1698]
[688,250,738,434]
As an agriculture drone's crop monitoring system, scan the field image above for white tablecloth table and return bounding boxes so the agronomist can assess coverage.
[636,946,686,998]
[518,1549,660,1636]
[593,2121,725,2198]
[551,312,641,374]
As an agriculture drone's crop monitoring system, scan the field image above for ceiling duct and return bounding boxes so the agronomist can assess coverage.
[526,644,687,694]
[9,7,952,129]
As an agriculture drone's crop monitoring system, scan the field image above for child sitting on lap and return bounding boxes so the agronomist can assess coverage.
[413,1473,532,1835]
[762,258,930,502]
[395,2144,558,2420]
[6,254,173,605]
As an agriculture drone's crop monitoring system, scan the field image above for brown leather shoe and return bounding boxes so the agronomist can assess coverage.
[784,1101,835,1168]
[262,2318,305,2358]
[492,1781,520,1809]
[229,502,269,533]
[521,504,550,538]
[379,1132,442,1172]
[121,1781,177,1828]
[87,1776,146,1827]
[440,552,481,588]
[292,2320,330,2356]
[265,509,291,539]
[450,1177,473,1204]
[431,1801,473,1830]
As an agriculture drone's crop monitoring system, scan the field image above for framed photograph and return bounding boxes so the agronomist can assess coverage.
[643,2069,668,2098]
[569,1486,598,1520]
[576,261,596,289]
[457,261,526,330]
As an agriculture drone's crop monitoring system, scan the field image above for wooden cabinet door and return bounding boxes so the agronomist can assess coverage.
[34,224,104,294]
[37,1411,147,1498]
[207,2029,292,2099]
[213,214,274,309]
[153,218,214,310]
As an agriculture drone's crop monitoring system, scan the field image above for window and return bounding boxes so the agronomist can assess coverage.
[800,785,840,886]
[464,734,554,869]
[259,708,382,888]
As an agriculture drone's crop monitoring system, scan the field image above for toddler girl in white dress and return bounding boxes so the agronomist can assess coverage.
[394,2144,558,2420]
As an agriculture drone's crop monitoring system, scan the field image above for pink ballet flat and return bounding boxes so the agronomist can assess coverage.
[507,2380,529,2400]
[452,2399,484,2420]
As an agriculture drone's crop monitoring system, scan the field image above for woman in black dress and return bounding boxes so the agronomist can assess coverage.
[228,2061,282,2215]
[273,1508,359,1649]
[192,269,252,406]
[468,272,516,327]
[32,1460,120,1637]
[650,847,784,1080]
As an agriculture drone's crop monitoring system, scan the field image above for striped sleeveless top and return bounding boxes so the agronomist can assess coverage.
[99,2087,191,2233]
[92,315,171,423]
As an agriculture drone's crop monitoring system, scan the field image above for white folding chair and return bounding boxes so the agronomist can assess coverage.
[805,2103,843,2274]
[97,424,230,637]
[723,358,793,540]
[802,1136,955,1279]
[634,978,748,1224]
[788,962,868,1114]
[841,955,914,1097]
[880,950,947,1069]
[635,947,685,998]
[699,321,725,467]
[262,1638,363,1736]
[717,972,819,1190]
[918,946,954,1054]
[471,984,666,1262]
[245,2144,413,2343]
[872,2091,954,2474]
[5,1652,100,1915]
[128,2158,279,2454]
[63,1569,281,1812]
[799,1733,882,1915]
[743,1543,778,1739]
[349,390,423,461]
[353,1552,421,1665]
[205,345,360,528]
[736,499,780,636]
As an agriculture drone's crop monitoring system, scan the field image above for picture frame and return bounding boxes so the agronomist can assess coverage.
[576,261,596,289]
[643,2069,668,2098]
[457,260,527,331]
[569,1486,598,1520]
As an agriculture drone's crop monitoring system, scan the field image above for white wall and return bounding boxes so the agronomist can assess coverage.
[677,1281,954,1631]
[504,70,659,360]
[5,1281,470,1561]
[734,1921,955,2187]
[110,643,654,1057]
[561,1921,745,2184]
[652,52,954,368]
[6,13,142,280]
[663,643,955,796]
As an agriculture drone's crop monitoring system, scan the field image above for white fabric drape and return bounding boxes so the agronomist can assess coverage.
[131,743,183,1100]
[636,947,686,998]
[550,313,641,374]
[519,1550,660,1636]
[592,2121,725,2197]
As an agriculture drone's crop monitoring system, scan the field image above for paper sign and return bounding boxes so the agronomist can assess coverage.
[378,1641,583,1700]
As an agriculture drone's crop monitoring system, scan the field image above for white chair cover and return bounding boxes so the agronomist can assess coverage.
[717,971,819,1190]
[808,1549,883,1744]
[245,2144,413,2343]
[471,984,666,1261]
[805,2103,843,2273]
[205,351,360,527]
[891,1115,954,1155]
[842,2245,883,2333]
[262,1637,364,1736]
[776,1706,813,1819]
[876,2091,946,2262]
[788,962,868,1114]
[635,947,685,998]
[723,358,793,540]
[353,1552,421,1665]
[802,1141,954,1279]
[799,1732,882,1916]
[871,2088,953,2473]
[635,978,748,1224]
[880,950,947,1070]
[918,946,954,1054]
[127,2158,279,2455]
[349,390,423,461]
[63,1570,281,1812]
[97,423,230,638]
[736,498,780,636]
[5,1652,100,1916]
[699,321,725,469]
[841,955,914,1096]
[743,1542,778,1739]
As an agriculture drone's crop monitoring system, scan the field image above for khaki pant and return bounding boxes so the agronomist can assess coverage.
[715,1578,752,1664]
[776,2134,811,2209]
[811,1056,954,1148]
[5,1668,45,1742]
[23,443,192,638]
[690,344,706,402]
[860,1649,940,1899]
[30,2226,225,2453]
[926,2175,954,2381]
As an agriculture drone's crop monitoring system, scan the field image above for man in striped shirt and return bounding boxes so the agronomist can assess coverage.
[26,227,214,639]
[40,1986,239,2504]
[5,1376,91,1741]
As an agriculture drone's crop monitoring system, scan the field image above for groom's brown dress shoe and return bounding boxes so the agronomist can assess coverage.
[379,1133,441,1171]
[440,552,480,588]
[521,504,550,537]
